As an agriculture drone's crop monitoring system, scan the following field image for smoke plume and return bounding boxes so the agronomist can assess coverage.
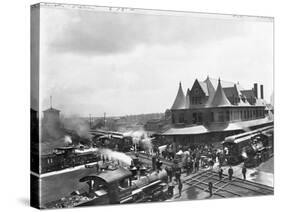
[63,117,91,139]
[99,148,132,165]
[64,135,72,145]
[123,129,153,151]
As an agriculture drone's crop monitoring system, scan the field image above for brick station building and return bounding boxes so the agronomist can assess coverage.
[161,76,273,147]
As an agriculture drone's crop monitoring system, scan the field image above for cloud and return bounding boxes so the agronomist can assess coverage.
[39,7,273,117]
[42,8,253,56]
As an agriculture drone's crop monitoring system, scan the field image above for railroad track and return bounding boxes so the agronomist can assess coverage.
[182,170,273,198]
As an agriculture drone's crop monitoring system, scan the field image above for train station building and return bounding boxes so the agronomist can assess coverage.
[161,76,273,146]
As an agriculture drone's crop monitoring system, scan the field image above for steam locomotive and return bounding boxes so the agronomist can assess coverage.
[222,125,273,166]
[44,166,169,208]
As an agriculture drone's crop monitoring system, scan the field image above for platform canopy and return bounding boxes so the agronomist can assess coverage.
[162,118,272,136]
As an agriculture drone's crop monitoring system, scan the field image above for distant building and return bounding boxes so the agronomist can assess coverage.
[144,119,166,132]
[161,76,272,147]
[42,107,61,139]
[43,107,60,128]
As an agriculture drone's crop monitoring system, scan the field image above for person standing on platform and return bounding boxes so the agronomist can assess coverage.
[195,159,200,172]
[175,168,182,184]
[165,166,173,182]
[228,166,233,181]
[178,182,183,197]
[208,182,213,197]
[242,165,247,180]
[218,166,223,180]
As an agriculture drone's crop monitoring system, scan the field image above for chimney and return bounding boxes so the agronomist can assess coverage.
[253,83,258,98]
[260,85,264,99]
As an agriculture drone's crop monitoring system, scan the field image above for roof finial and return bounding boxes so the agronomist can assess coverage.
[50,96,52,109]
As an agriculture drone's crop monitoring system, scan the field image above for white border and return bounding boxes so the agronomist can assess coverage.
[0,0,279,212]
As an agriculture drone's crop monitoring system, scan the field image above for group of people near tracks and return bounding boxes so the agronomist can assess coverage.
[152,143,249,199]
[159,143,226,173]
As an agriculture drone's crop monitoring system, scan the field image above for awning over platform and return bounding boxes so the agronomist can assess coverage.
[162,118,273,136]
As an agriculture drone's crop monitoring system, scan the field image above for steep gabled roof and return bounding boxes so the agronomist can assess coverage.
[209,77,244,90]
[171,82,186,110]
[204,76,216,106]
[223,87,239,98]
[186,89,190,108]
[211,79,232,107]
[237,96,251,106]
[204,76,216,96]
[241,89,256,99]
[198,81,209,96]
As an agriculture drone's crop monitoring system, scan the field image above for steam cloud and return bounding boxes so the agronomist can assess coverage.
[123,129,153,152]
[64,135,72,145]
[63,117,91,139]
[99,148,132,165]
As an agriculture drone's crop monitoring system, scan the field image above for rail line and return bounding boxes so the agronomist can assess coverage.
[181,170,273,198]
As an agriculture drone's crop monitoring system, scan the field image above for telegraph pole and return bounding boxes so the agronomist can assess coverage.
[89,114,92,128]
[104,112,106,128]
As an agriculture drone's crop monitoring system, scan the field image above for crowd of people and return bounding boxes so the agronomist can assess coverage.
[159,143,226,174]
[150,143,250,199]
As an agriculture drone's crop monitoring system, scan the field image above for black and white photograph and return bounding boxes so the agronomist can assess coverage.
[30,2,274,209]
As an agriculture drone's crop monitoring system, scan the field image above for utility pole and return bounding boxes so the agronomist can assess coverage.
[104,112,106,128]
[89,114,92,128]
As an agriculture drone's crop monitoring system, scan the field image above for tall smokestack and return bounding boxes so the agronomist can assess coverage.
[253,83,258,98]
[260,85,264,99]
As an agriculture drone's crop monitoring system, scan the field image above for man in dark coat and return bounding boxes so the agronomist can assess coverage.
[228,166,234,181]
[218,166,223,180]
[178,182,183,197]
[195,159,200,172]
[208,182,213,197]
[175,168,181,184]
[242,165,247,180]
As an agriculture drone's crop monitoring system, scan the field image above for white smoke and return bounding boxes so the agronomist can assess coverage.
[99,148,132,165]
[123,129,153,152]
[241,150,248,159]
[64,135,72,145]
[63,117,91,139]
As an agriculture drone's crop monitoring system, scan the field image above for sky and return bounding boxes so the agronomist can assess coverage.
[39,5,274,117]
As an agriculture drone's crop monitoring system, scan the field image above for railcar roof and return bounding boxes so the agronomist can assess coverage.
[79,167,132,184]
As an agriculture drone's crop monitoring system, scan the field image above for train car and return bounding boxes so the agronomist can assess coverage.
[40,146,100,173]
[91,130,134,152]
[222,126,273,165]
[244,128,274,167]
